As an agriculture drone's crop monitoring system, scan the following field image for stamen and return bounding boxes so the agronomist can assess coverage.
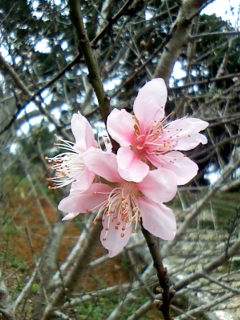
[86,182,142,241]
[46,139,85,189]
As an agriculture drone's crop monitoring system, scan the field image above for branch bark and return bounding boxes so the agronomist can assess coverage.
[154,0,213,83]
[141,224,174,320]
[68,0,111,124]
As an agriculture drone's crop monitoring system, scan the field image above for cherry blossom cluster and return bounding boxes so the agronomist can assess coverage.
[47,79,208,257]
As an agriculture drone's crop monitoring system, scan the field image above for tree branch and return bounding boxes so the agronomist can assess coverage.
[0,54,71,139]
[68,0,111,124]
[154,0,214,83]
[141,224,174,320]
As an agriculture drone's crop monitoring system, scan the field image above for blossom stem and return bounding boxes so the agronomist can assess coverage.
[68,0,111,124]
[141,221,174,320]
[68,0,120,153]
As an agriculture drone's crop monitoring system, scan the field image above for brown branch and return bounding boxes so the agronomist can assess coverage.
[141,223,174,320]
[68,0,111,124]
[1,1,135,135]
[154,0,214,83]
[67,0,122,155]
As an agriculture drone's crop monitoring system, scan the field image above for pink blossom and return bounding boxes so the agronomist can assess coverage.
[59,149,177,257]
[107,78,209,183]
[46,113,97,191]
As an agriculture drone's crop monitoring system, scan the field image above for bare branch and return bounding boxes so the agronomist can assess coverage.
[68,0,111,124]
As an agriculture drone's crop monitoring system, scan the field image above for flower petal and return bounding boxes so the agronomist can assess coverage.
[164,118,208,151]
[71,113,96,151]
[147,151,198,185]
[117,147,149,182]
[59,183,112,217]
[62,212,79,220]
[133,79,167,129]
[75,168,95,191]
[137,168,177,203]
[139,198,176,240]
[100,216,132,257]
[107,109,135,146]
[83,148,122,183]
[174,133,207,151]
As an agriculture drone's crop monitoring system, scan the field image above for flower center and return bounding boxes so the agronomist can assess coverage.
[94,182,142,240]
[132,117,164,153]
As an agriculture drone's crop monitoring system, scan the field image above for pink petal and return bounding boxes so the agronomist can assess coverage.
[117,147,149,182]
[173,133,207,151]
[133,79,167,129]
[167,118,208,133]
[147,151,198,185]
[100,216,132,257]
[83,148,122,183]
[137,168,177,204]
[107,109,135,146]
[75,168,95,191]
[59,183,112,216]
[62,212,79,221]
[71,113,96,151]
[164,118,208,151]
[139,198,176,240]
